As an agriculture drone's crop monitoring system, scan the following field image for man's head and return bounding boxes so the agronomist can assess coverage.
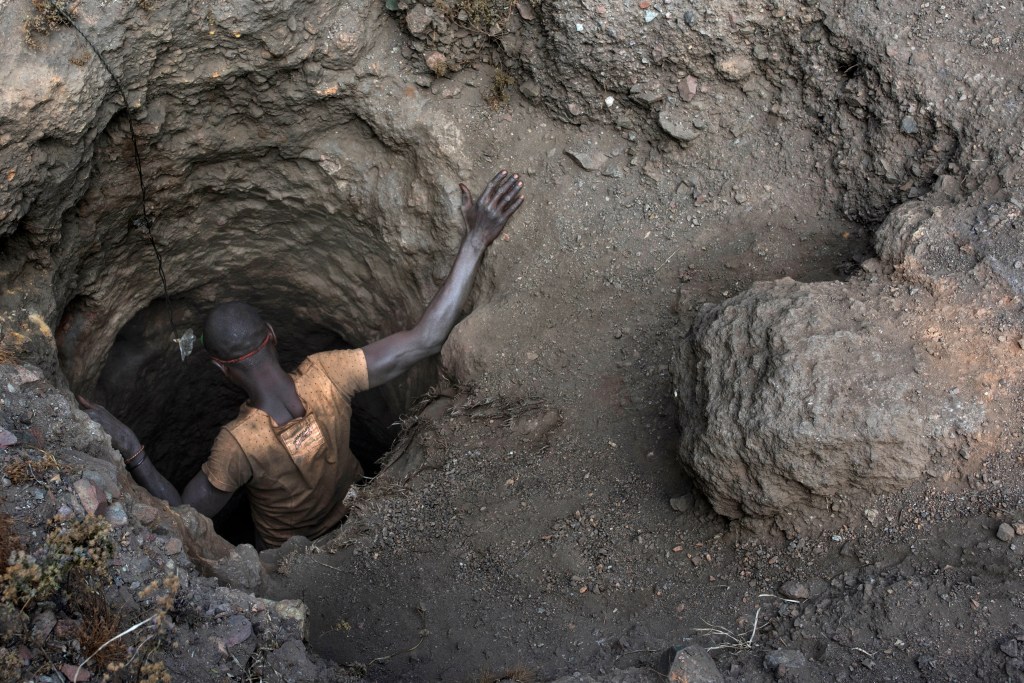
[204,302,277,375]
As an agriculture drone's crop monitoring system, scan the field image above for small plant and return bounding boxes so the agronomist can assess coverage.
[0,513,20,568]
[0,515,112,610]
[0,647,22,683]
[3,449,61,485]
[485,68,515,109]
[69,570,126,672]
[23,0,77,48]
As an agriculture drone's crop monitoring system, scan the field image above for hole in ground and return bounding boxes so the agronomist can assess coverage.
[78,297,422,545]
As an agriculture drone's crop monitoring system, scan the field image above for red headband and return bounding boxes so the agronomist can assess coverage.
[209,329,273,365]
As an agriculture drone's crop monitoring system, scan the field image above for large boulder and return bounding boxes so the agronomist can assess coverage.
[672,276,991,525]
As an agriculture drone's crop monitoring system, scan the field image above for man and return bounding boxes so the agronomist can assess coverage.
[80,170,524,548]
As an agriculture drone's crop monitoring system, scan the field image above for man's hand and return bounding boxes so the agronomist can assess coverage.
[460,170,525,249]
[77,396,141,457]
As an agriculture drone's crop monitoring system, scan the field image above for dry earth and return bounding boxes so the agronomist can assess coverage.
[1,0,1024,681]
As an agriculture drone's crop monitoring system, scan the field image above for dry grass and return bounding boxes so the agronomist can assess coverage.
[0,513,20,567]
[3,450,61,485]
[69,569,127,671]
[484,68,515,109]
[23,0,77,48]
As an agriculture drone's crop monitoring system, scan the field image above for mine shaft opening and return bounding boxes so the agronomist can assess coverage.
[76,296,424,545]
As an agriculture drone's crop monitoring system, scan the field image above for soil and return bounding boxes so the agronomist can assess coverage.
[263,35,1023,683]
[2,0,1024,680]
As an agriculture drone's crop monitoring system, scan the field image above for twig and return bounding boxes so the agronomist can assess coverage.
[654,248,679,272]
[366,606,429,667]
[747,606,761,647]
[76,614,156,680]
[757,592,801,604]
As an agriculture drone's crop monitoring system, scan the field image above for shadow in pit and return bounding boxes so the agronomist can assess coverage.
[67,298,410,545]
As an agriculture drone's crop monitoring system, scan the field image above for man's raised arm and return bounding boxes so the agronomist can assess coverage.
[362,170,525,388]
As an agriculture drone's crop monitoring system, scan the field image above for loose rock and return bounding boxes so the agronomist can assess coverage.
[715,55,754,81]
[565,150,609,172]
[72,479,102,516]
[219,614,254,648]
[765,648,807,673]
[668,645,724,683]
[779,580,810,600]
[659,109,701,142]
[996,523,1015,542]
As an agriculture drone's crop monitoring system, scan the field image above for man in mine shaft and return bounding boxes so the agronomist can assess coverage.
[78,170,525,549]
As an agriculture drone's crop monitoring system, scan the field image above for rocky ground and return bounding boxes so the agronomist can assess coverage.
[2,0,1024,681]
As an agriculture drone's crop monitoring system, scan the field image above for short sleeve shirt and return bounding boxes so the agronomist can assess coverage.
[201,349,369,548]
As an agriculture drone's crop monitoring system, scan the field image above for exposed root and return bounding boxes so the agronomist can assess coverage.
[694,606,762,652]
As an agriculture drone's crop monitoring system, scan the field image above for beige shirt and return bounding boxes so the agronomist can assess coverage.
[201,349,369,548]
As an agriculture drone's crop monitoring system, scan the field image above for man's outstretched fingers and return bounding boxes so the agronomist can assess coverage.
[499,195,525,222]
[499,179,523,205]
[483,170,508,199]
[490,173,518,204]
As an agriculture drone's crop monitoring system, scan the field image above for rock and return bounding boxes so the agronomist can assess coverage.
[131,503,160,525]
[59,664,92,682]
[659,109,701,143]
[565,150,609,172]
[266,639,318,679]
[104,502,128,526]
[273,599,310,640]
[31,610,56,643]
[82,458,121,499]
[72,478,103,516]
[864,508,881,526]
[765,649,806,673]
[997,523,1016,542]
[670,493,695,514]
[424,51,448,76]
[1015,522,1024,536]
[629,83,664,105]
[164,537,183,555]
[679,75,698,102]
[210,544,266,592]
[900,115,919,134]
[218,614,253,648]
[405,4,433,35]
[715,55,754,81]
[672,278,985,524]
[933,174,960,198]
[779,580,810,600]
[519,80,541,100]
[0,429,16,448]
[667,646,724,682]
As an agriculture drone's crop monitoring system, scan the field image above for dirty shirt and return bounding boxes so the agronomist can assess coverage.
[201,349,368,548]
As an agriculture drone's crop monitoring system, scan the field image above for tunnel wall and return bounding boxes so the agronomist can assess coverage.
[0,0,474,402]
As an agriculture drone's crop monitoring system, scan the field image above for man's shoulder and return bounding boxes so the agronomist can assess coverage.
[302,349,369,396]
